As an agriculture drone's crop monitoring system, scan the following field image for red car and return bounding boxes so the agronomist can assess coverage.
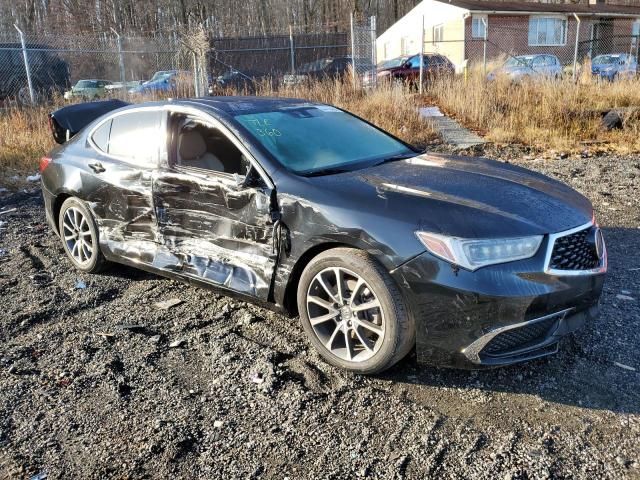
[364,53,455,87]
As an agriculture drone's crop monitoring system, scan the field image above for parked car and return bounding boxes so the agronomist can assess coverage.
[369,53,455,87]
[0,43,70,103]
[591,53,638,81]
[283,57,371,86]
[104,80,145,94]
[42,97,606,374]
[209,69,268,94]
[128,70,192,95]
[63,79,113,100]
[487,54,563,82]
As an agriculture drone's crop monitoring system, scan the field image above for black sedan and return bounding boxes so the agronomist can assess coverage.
[41,97,607,374]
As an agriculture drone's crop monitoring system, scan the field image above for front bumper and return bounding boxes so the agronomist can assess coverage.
[391,233,605,369]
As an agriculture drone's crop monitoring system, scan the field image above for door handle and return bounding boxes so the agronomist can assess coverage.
[88,162,106,173]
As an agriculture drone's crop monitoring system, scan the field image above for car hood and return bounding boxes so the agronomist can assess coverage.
[305,153,593,239]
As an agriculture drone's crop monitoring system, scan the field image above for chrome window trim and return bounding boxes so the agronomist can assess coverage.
[543,221,607,276]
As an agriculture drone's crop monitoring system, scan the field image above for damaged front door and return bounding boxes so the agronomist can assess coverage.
[152,111,277,300]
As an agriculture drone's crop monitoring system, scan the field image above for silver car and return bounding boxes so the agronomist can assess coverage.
[488,54,562,82]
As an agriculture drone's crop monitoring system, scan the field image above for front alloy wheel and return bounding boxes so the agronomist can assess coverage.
[307,267,385,363]
[298,248,415,374]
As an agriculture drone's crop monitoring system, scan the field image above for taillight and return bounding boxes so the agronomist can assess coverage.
[39,156,52,173]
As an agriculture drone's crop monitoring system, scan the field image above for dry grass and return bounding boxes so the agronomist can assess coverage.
[426,68,640,153]
[0,81,435,175]
[3,72,640,176]
[0,103,55,174]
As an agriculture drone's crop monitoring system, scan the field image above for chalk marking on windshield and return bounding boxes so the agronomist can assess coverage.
[246,117,281,137]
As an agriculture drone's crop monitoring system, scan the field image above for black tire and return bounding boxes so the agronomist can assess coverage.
[297,248,415,374]
[58,197,107,273]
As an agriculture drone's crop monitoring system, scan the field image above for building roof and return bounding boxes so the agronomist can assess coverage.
[436,0,640,16]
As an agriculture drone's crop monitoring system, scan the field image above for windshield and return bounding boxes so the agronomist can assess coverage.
[504,56,534,68]
[150,71,174,81]
[379,56,408,69]
[76,80,97,88]
[234,105,415,175]
[593,55,626,65]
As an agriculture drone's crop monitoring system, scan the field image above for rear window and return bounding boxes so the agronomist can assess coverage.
[91,119,111,152]
[108,111,163,164]
[90,110,164,165]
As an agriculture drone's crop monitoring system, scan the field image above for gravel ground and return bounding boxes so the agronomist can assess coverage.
[0,151,639,479]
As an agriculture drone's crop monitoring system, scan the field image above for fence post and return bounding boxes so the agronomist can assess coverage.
[573,13,581,82]
[419,15,425,94]
[350,12,357,89]
[13,24,35,104]
[482,18,488,76]
[370,16,377,88]
[111,28,126,84]
[289,25,296,74]
[192,51,200,97]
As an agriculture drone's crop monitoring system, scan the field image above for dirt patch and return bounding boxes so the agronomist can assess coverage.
[0,153,638,479]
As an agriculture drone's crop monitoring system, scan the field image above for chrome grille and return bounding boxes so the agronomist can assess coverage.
[549,227,600,271]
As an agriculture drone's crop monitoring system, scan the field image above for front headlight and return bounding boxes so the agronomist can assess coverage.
[415,232,543,271]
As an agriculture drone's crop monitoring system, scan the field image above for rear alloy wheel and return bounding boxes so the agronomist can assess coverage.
[297,248,415,374]
[58,197,106,273]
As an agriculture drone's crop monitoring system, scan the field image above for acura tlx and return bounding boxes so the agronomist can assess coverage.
[40,97,606,374]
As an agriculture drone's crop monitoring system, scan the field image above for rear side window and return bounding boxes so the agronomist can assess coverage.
[108,110,164,165]
[91,119,111,152]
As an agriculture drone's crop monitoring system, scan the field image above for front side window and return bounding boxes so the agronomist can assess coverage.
[172,114,248,176]
[532,56,546,67]
[529,17,567,46]
[472,15,487,39]
[234,105,415,176]
[107,110,164,165]
[406,55,421,68]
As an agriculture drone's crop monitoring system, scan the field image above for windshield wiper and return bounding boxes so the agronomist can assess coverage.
[372,152,420,167]
[303,167,352,177]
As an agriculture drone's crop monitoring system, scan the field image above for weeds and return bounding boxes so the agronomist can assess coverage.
[426,68,640,152]
[2,73,640,176]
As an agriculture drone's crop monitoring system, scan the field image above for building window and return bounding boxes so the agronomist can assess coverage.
[433,24,443,44]
[633,20,640,38]
[383,41,391,59]
[472,15,487,38]
[528,16,567,46]
[400,37,411,55]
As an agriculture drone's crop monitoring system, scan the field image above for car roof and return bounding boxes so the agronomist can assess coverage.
[180,96,323,115]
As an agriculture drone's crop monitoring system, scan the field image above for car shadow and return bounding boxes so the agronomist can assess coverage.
[379,227,640,415]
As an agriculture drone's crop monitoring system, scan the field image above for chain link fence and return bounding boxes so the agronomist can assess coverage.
[0,27,200,104]
[1,15,378,105]
[377,15,640,85]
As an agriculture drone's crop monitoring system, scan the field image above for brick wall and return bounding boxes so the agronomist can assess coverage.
[464,14,637,65]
